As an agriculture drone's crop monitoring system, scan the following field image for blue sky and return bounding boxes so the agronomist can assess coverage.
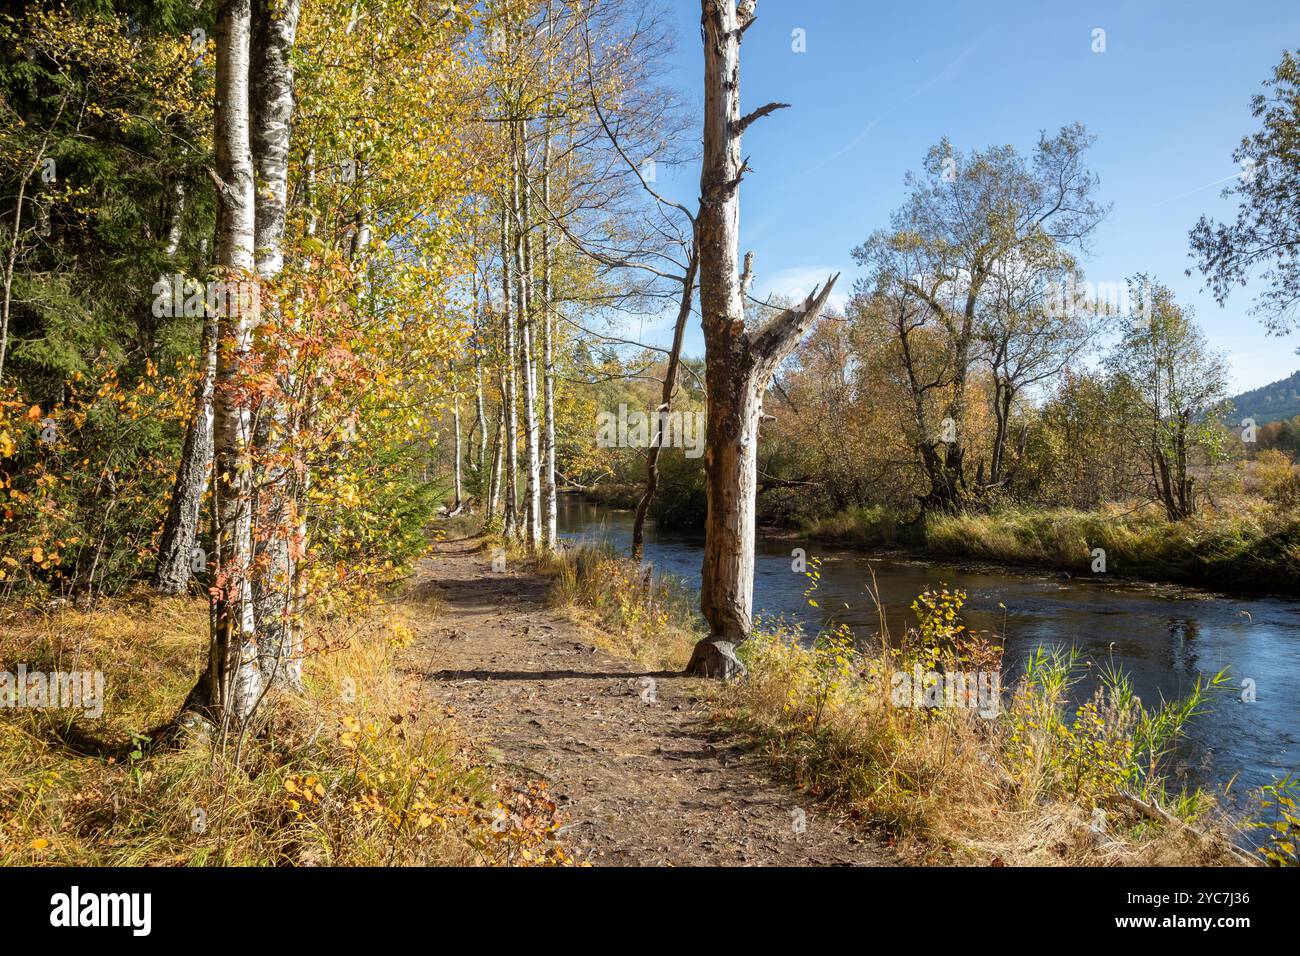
[624,0,1300,392]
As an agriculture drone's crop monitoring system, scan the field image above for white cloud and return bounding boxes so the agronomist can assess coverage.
[753,265,850,313]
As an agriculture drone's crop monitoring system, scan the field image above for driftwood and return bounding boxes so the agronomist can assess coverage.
[1113,790,1258,866]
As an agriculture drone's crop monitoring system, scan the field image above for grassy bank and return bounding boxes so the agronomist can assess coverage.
[0,588,570,866]
[801,504,1300,594]
[546,542,1296,866]
[575,483,641,510]
[723,621,1258,866]
[541,541,700,670]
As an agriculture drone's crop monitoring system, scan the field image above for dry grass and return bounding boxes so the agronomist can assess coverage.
[540,543,698,671]
[717,599,1260,867]
[0,588,571,866]
[436,510,486,541]
[923,502,1300,593]
[802,505,912,548]
[802,499,1300,593]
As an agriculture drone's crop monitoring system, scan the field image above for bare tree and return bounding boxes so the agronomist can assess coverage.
[687,0,837,679]
[631,234,698,561]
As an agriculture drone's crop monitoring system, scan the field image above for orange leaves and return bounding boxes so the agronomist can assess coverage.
[466,780,573,866]
[0,362,195,596]
[325,344,355,369]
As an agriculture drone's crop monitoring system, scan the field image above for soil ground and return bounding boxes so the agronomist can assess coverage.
[406,536,894,867]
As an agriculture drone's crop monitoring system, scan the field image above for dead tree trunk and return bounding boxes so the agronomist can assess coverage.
[632,233,698,561]
[688,0,837,679]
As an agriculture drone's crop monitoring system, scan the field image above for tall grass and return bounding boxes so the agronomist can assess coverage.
[541,543,700,670]
[719,581,1256,866]
[0,593,571,866]
[801,505,916,548]
[924,505,1300,592]
[803,502,1300,593]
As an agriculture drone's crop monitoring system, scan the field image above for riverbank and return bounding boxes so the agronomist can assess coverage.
[569,490,1300,597]
[9,533,1278,867]
[544,541,1277,866]
[794,504,1300,597]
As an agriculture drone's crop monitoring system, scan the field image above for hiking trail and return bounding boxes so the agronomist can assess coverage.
[407,536,893,866]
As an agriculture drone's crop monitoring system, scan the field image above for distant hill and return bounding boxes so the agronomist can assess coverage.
[1229,369,1300,425]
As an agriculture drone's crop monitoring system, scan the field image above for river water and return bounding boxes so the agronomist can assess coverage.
[556,495,1300,806]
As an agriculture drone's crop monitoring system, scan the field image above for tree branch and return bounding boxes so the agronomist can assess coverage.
[735,101,789,136]
[750,273,840,369]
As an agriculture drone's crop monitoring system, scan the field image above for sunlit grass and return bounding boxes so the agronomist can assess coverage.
[923,504,1300,591]
[541,542,699,671]
[803,501,1300,593]
[0,592,570,866]
[716,583,1259,866]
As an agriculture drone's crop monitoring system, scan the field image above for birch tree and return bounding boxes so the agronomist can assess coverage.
[512,114,542,550]
[249,0,303,690]
[153,311,217,594]
[189,0,263,725]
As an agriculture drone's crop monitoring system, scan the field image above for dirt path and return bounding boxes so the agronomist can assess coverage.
[406,537,893,867]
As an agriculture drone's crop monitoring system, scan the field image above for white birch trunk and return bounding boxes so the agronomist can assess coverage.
[197,0,263,723]
[164,183,186,258]
[540,121,557,551]
[473,284,489,480]
[488,386,505,519]
[500,205,520,538]
[250,0,302,692]
[450,394,464,512]
[514,120,541,552]
[154,312,217,594]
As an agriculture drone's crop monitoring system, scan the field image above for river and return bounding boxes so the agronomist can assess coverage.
[556,494,1300,810]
